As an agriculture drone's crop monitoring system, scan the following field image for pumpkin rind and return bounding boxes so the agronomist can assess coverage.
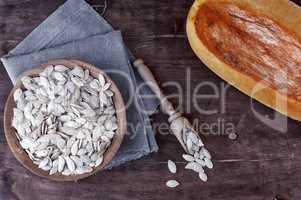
[186,0,301,121]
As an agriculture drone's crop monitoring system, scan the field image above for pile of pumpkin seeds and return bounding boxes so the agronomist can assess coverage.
[12,64,117,176]
[166,127,213,187]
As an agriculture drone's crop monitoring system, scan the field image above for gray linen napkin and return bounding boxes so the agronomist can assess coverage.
[1,0,159,168]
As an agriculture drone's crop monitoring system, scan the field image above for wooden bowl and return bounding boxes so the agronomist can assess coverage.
[4,59,127,181]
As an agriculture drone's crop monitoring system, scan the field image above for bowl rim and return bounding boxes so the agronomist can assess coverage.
[4,59,127,181]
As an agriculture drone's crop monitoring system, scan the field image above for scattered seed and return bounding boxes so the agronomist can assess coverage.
[182,154,194,162]
[204,157,213,169]
[199,172,208,182]
[167,160,177,174]
[166,180,180,188]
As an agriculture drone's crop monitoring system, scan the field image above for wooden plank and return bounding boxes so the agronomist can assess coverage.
[0,0,301,199]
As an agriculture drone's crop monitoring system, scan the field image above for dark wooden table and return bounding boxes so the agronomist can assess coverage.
[1,0,301,199]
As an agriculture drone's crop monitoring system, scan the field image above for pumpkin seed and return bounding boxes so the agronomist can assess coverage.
[182,154,194,162]
[166,180,180,188]
[199,172,208,182]
[167,160,177,174]
[12,65,117,176]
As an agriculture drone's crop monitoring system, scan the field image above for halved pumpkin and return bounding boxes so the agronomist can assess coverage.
[187,0,301,121]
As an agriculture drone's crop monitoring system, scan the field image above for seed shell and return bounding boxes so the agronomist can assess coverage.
[167,160,177,174]
[166,180,180,188]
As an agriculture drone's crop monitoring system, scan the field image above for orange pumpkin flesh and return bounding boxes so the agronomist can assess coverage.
[187,0,301,121]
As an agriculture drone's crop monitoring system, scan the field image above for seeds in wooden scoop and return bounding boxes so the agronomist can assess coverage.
[165,128,213,188]
[181,127,213,182]
[12,65,117,176]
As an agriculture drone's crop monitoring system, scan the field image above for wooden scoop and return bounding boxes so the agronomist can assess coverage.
[133,59,205,153]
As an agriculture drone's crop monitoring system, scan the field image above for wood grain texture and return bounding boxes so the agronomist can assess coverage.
[1,0,301,199]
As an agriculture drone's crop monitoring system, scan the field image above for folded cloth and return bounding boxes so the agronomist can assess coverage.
[1,0,159,168]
